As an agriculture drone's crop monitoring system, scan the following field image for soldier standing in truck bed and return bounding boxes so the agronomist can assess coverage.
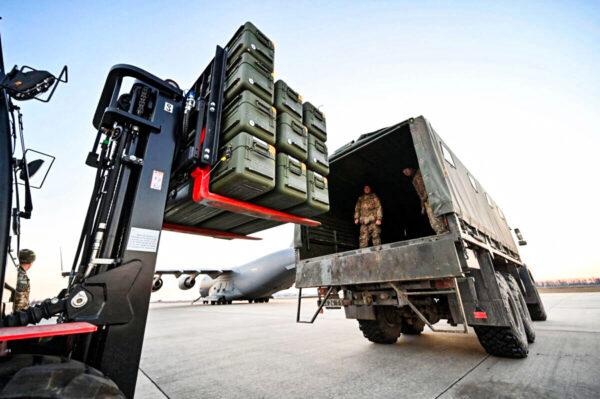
[13,249,36,312]
[354,185,383,248]
[403,167,447,234]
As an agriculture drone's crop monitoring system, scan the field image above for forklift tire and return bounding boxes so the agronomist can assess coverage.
[358,307,401,344]
[474,273,529,358]
[0,354,125,398]
[504,274,536,343]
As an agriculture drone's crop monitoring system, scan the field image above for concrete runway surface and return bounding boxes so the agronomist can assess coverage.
[135,292,600,398]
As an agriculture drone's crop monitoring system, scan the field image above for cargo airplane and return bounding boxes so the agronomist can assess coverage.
[152,248,295,304]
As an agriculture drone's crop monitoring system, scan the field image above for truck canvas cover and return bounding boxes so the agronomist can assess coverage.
[322,116,518,257]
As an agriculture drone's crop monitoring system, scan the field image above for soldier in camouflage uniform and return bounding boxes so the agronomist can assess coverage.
[13,249,36,312]
[354,185,383,248]
[403,168,447,234]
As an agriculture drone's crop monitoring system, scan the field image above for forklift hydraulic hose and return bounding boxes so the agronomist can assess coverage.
[1,297,66,327]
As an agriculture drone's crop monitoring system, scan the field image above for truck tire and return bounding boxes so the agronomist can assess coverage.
[474,273,529,358]
[400,318,425,335]
[527,302,547,321]
[504,274,536,343]
[358,307,401,344]
[0,354,124,398]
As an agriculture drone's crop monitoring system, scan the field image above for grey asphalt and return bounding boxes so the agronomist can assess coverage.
[135,292,600,398]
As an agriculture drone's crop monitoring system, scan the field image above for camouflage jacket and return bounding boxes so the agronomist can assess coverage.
[354,193,383,224]
[14,266,30,312]
[412,169,428,203]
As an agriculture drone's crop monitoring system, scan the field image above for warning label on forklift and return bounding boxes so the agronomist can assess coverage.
[150,170,164,190]
[127,227,160,252]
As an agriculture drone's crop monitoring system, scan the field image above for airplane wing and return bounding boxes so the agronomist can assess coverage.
[154,269,233,279]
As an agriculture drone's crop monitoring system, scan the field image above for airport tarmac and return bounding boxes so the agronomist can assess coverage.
[135,292,600,398]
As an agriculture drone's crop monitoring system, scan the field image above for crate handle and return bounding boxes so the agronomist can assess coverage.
[291,119,306,134]
[288,157,303,175]
[222,93,242,116]
[251,138,271,157]
[255,98,273,115]
[314,175,326,189]
[252,58,273,75]
[307,104,325,121]
[255,48,274,64]
[254,29,273,48]
[226,49,244,70]
[286,85,300,101]
[315,140,327,152]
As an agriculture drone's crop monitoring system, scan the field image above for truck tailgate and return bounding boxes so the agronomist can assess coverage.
[296,234,463,288]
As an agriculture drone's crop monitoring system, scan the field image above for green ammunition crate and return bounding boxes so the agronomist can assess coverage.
[225,21,275,71]
[289,170,330,217]
[276,112,308,161]
[224,53,274,104]
[201,153,307,231]
[164,181,223,226]
[222,90,276,145]
[307,134,329,176]
[259,153,308,209]
[211,132,276,201]
[274,80,303,119]
[302,102,327,141]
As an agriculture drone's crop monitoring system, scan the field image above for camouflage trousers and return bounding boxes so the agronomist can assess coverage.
[359,223,381,248]
[13,290,29,312]
[424,201,447,235]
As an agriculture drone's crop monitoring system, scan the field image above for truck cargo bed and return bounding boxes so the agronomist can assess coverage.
[295,233,462,288]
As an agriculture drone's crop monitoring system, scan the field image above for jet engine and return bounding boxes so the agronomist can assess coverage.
[152,276,163,292]
[178,275,196,290]
[199,275,213,297]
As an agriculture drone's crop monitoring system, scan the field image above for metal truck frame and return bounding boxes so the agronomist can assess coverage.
[295,117,546,358]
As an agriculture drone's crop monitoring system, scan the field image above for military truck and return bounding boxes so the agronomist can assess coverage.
[294,116,546,358]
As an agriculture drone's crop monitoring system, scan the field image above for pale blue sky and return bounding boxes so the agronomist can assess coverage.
[2,1,599,300]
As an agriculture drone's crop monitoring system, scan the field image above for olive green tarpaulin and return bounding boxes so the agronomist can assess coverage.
[411,117,518,254]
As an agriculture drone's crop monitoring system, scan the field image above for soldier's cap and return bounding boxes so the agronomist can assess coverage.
[18,249,36,264]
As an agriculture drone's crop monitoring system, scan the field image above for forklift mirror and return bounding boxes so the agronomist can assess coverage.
[514,228,527,246]
[17,149,55,189]
[19,158,44,180]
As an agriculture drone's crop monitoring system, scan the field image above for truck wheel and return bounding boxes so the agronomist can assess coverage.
[0,354,125,398]
[504,274,536,343]
[400,319,425,335]
[527,302,547,321]
[358,307,401,344]
[474,273,529,358]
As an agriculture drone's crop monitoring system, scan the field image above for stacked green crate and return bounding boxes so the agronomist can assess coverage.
[202,153,308,231]
[175,21,330,233]
[211,22,277,201]
[287,101,330,217]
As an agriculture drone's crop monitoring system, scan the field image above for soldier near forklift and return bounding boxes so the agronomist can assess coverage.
[402,167,447,234]
[354,185,383,248]
[13,249,35,312]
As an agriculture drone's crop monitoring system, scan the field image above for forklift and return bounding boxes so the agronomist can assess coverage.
[0,30,318,397]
